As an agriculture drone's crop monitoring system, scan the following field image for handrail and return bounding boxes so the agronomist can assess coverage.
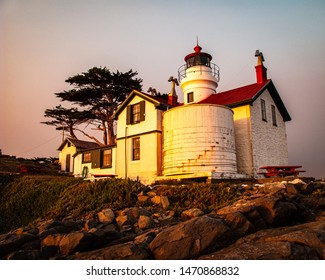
[178,63,220,82]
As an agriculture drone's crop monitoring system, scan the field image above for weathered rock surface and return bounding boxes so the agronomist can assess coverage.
[149,215,233,259]
[199,218,325,260]
[69,241,151,260]
[1,179,325,260]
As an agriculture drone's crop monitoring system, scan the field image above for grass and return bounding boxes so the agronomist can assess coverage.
[0,174,239,234]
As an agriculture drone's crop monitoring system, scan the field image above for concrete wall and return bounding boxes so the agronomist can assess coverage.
[250,89,289,176]
[163,104,237,177]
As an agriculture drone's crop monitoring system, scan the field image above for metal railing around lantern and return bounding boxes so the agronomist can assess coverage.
[178,63,220,82]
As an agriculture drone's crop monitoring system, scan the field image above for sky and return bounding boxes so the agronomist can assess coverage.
[1,0,325,179]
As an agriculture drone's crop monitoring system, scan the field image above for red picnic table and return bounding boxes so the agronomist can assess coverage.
[258,165,306,178]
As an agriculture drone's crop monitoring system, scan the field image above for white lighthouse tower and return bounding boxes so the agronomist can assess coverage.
[178,43,220,104]
[162,44,238,180]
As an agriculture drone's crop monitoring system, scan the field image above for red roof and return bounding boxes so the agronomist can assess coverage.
[199,80,270,107]
[198,79,291,121]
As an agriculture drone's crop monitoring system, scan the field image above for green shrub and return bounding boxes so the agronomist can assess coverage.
[156,182,238,214]
[0,175,79,233]
[49,178,146,219]
[0,175,238,234]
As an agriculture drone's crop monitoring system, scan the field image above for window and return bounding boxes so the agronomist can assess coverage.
[187,92,194,103]
[83,152,91,163]
[132,137,140,160]
[101,149,112,167]
[126,101,145,124]
[271,105,277,126]
[131,103,140,123]
[261,99,267,121]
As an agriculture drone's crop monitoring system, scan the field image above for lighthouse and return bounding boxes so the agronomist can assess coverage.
[163,43,238,179]
[178,43,220,104]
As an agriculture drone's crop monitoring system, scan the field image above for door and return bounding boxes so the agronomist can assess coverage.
[65,154,71,172]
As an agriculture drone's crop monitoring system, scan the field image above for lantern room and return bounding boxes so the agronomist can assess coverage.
[178,44,220,105]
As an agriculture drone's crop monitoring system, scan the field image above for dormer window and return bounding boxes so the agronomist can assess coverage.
[131,103,140,123]
[126,101,145,125]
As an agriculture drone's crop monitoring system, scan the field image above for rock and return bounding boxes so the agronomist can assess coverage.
[116,215,129,228]
[199,219,325,260]
[290,178,306,185]
[84,219,99,231]
[20,239,41,250]
[70,241,151,260]
[151,195,161,204]
[0,233,36,257]
[59,232,94,255]
[181,208,204,219]
[300,183,317,195]
[6,250,40,260]
[89,225,122,248]
[138,195,149,202]
[98,208,115,224]
[149,215,233,259]
[147,191,157,197]
[285,183,300,195]
[161,196,170,209]
[134,230,158,245]
[258,183,286,194]
[217,195,298,228]
[41,233,64,247]
[221,211,255,238]
[138,215,154,229]
[37,219,81,239]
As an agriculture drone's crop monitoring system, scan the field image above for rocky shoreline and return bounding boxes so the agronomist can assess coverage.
[1,178,325,260]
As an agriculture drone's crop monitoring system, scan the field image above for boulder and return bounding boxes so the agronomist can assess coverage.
[0,233,36,257]
[59,231,94,255]
[149,215,233,259]
[69,241,151,260]
[221,211,255,238]
[258,182,286,194]
[181,208,204,219]
[6,250,40,260]
[199,219,325,260]
[217,195,298,228]
[138,215,154,229]
[137,195,149,202]
[161,196,170,209]
[151,195,161,204]
[98,208,115,224]
[88,224,122,248]
[285,183,300,195]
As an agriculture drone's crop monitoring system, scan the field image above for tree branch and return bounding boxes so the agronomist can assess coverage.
[74,128,104,145]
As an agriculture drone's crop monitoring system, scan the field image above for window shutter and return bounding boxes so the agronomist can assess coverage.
[92,150,100,169]
[140,101,145,121]
[126,105,132,125]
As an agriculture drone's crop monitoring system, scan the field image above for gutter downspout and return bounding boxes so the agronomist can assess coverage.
[125,127,128,179]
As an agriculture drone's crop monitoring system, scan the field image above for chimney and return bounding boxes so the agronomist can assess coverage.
[255,50,267,83]
[167,76,179,106]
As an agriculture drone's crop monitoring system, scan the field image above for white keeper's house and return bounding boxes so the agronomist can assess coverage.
[58,44,291,184]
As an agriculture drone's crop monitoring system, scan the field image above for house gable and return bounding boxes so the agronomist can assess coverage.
[57,137,99,151]
[113,90,171,120]
[199,80,291,122]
